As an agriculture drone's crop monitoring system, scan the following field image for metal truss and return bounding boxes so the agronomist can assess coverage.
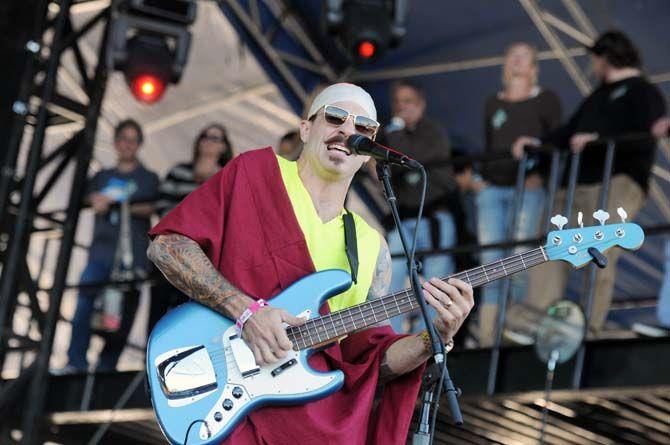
[0,1,112,443]
[220,0,340,113]
[217,0,599,115]
[347,1,597,92]
[348,47,590,82]
[519,0,594,96]
[221,0,670,112]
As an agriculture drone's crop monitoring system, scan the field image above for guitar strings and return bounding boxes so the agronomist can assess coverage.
[290,233,621,348]
[288,249,546,346]
[287,248,548,348]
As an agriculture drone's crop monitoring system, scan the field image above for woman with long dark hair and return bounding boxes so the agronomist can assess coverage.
[148,123,234,333]
[156,123,234,215]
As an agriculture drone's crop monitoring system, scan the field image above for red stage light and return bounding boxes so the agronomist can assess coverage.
[130,74,165,103]
[357,41,376,59]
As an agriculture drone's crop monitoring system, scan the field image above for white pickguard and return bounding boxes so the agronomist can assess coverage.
[199,325,335,440]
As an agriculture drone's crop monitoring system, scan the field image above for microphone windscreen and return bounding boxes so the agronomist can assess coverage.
[346,134,369,153]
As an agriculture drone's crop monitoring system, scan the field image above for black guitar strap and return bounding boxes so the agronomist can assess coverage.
[342,209,359,284]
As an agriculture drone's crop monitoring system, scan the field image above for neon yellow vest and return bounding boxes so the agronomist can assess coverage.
[277,156,380,312]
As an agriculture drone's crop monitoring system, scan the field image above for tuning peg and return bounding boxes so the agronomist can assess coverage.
[578,211,584,228]
[593,209,610,226]
[550,214,568,230]
[617,207,628,223]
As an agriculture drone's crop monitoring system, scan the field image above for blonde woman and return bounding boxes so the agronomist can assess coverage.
[477,42,562,346]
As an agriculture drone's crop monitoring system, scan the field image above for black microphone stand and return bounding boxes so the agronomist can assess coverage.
[375,162,462,445]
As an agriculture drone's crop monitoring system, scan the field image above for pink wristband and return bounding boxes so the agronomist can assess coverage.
[236,299,268,333]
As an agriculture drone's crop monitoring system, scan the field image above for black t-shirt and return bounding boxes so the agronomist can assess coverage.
[379,117,455,218]
[545,76,666,191]
[483,88,562,185]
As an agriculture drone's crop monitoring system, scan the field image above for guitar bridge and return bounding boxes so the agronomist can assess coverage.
[155,345,217,399]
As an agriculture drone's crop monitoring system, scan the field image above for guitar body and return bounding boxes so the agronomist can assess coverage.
[146,270,352,444]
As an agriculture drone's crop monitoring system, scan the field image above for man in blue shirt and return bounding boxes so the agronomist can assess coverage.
[65,119,159,372]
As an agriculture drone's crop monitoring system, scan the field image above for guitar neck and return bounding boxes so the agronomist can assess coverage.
[287,247,548,350]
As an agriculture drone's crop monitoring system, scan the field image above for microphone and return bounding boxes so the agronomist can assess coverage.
[346,134,422,169]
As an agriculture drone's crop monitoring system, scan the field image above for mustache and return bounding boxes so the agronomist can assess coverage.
[324,134,346,145]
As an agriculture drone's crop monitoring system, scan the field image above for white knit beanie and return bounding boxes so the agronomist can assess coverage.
[307,83,377,121]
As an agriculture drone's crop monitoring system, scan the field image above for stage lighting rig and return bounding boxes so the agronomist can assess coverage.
[109,0,196,103]
[325,0,409,63]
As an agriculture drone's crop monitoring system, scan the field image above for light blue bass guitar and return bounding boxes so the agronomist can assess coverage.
[147,209,644,444]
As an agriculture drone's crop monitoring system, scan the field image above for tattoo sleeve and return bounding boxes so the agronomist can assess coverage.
[147,233,251,319]
[365,236,393,330]
[368,235,392,300]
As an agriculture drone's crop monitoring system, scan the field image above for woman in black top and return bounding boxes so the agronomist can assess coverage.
[149,123,234,333]
[156,123,234,217]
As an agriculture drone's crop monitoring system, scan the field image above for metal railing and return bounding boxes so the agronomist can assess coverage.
[382,131,669,393]
[29,132,670,397]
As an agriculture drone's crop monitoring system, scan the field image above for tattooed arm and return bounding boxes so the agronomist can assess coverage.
[147,233,249,316]
[366,235,393,328]
[147,233,304,365]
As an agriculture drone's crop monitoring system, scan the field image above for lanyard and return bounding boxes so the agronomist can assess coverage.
[112,199,134,281]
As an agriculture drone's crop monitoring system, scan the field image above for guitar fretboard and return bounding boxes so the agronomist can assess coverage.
[286,247,548,350]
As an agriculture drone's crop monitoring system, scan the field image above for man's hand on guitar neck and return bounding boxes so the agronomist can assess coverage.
[379,277,473,382]
[422,277,474,345]
[147,233,304,366]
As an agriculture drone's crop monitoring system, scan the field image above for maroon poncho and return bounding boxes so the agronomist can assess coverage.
[149,147,424,444]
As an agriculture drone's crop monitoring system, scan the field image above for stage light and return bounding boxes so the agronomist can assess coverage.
[131,74,164,103]
[325,0,409,64]
[121,33,172,103]
[109,0,196,104]
[357,41,377,59]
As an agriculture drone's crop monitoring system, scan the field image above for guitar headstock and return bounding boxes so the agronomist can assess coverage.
[544,208,644,268]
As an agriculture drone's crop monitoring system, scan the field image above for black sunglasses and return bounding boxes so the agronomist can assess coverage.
[200,134,225,143]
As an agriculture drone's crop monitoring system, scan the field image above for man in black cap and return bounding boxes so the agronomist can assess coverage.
[513,30,669,336]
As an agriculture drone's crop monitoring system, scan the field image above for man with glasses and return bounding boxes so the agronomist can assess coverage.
[378,80,458,334]
[63,119,159,372]
[147,83,473,444]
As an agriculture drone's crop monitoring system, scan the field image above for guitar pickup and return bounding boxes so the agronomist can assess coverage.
[229,334,260,378]
[271,358,297,377]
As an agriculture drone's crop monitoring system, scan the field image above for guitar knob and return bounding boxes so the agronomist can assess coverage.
[214,412,223,422]
[223,399,234,411]
[232,386,243,399]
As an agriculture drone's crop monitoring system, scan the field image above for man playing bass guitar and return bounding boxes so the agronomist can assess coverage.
[147,83,474,444]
